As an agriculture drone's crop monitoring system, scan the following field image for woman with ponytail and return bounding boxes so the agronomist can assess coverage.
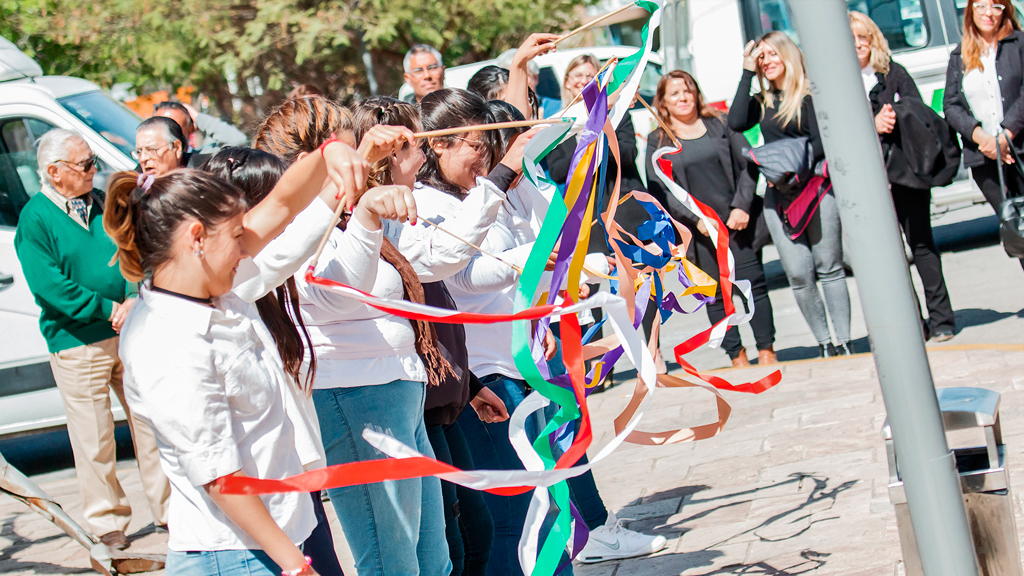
[201,147,343,576]
[104,139,406,576]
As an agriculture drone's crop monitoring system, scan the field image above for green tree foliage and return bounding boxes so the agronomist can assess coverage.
[0,0,589,128]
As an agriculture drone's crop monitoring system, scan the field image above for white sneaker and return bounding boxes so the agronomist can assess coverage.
[576,513,668,563]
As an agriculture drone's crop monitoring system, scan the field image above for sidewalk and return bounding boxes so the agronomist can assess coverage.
[4,346,1024,575]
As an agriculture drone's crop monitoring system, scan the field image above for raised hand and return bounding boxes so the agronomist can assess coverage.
[742,40,763,72]
[499,126,544,173]
[353,185,418,230]
[357,125,417,165]
[322,140,371,210]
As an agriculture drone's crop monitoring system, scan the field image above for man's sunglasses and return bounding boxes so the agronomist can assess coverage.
[56,155,99,172]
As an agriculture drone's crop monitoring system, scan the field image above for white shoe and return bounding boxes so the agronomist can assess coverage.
[576,513,668,563]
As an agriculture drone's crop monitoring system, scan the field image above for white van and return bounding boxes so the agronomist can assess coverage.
[0,37,139,438]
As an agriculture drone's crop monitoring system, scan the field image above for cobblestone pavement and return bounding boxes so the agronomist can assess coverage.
[2,209,1023,575]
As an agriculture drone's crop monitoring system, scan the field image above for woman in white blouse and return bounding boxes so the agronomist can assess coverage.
[104,141,414,576]
[944,0,1024,270]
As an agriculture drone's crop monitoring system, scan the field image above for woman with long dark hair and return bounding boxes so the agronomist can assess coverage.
[729,31,852,357]
[647,70,777,366]
[944,0,1024,271]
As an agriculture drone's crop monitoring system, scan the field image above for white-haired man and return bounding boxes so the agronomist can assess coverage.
[14,129,169,550]
[403,44,445,103]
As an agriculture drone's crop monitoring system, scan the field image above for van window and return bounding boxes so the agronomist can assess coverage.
[58,91,140,158]
[848,0,928,49]
[0,118,56,226]
[746,0,929,51]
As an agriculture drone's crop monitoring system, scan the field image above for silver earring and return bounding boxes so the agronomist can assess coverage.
[193,247,204,260]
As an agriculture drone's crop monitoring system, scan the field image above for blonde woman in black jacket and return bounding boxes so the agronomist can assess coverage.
[852,11,955,341]
[944,0,1024,271]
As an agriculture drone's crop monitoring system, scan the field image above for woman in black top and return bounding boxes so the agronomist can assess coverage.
[943,0,1024,271]
[851,12,956,342]
[646,70,776,367]
[728,31,852,358]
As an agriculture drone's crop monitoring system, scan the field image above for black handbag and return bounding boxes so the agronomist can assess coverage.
[997,130,1024,258]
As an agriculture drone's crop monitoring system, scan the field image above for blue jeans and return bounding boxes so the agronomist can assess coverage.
[313,380,450,576]
[166,549,278,576]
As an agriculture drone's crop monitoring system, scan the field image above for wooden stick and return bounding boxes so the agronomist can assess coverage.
[636,94,682,149]
[554,4,636,45]
[308,195,348,275]
[555,57,620,118]
[420,218,523,274]
[413,118,570,139]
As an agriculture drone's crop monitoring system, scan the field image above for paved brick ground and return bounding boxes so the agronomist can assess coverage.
[6,347,1024,575]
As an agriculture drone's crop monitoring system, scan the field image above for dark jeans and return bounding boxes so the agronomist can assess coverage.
[304,492,344,576]
[427,422,494,576]
[972,159,1024,270]
[692,233,776,358]
[457,374,573,576]
[890,185,955,332]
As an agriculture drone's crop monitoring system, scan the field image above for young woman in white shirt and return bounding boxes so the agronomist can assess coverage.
[104,140,414,576]
[253,94,533,576]
[943,0,1024,271]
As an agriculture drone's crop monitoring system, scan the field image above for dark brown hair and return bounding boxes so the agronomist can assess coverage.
[416,88,492,199]
[104,170,246,283]
[351,97,421,187]
[253,95,353,165]
[962,0,1020,72]
[653,70,721,148]
[201,148,317,393]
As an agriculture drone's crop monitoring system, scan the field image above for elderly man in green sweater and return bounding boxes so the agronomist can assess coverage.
[14,129,169,550]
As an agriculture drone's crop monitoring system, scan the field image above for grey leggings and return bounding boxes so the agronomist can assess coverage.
[763,191,852,345]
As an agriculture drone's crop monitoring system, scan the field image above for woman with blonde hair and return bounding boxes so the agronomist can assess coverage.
[646,70,777,366]
[943,0,1024,272]
[852,11,955,341]
[728,31,852,357]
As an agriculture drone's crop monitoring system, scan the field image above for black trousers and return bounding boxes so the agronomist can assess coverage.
[692,232,776,359]
[890,185,955,332]
[972,160,1024,271]
[427,421,493,576]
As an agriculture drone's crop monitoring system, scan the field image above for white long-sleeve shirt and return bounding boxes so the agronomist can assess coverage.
[296,178,508,389]
[233,197,338,302]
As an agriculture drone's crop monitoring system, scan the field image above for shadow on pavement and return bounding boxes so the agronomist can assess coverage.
[0,516,93,574]
[618,473,857,574]
[774,336,870,363]
[953,307,1024,331]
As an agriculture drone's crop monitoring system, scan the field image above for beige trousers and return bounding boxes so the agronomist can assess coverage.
[49,336,170,536]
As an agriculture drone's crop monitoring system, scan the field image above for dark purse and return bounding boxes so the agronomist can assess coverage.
[996,130,1024,258]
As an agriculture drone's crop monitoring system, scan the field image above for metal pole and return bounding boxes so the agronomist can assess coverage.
[788,2,979,575]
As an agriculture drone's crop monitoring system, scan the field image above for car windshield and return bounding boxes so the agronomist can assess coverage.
[57,91,140,157]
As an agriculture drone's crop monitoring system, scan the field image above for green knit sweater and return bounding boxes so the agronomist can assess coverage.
[14,191,134,353]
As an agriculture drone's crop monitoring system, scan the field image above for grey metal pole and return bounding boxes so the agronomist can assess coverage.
[788,2,979,575]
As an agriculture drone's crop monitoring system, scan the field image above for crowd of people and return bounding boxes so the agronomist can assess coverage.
[12,1,1023,575]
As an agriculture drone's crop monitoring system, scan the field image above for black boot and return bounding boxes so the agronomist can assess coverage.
[818,343,838,358]
[836,342,853,355]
